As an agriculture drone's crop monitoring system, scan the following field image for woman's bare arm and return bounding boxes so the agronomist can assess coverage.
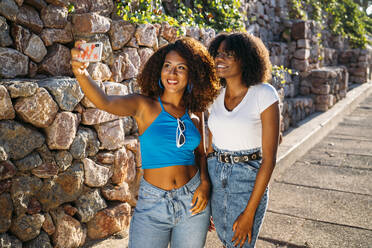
[231,101,280,247]
[206,126,214,154]
[70,41,145,118]
[190,112,211,214]
[245,101,279,215]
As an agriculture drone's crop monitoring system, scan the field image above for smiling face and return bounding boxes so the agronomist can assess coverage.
[160,50,189,94]
[215,41,242,81]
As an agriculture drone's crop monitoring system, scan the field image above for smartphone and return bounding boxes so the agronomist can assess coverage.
[76,42,103,62]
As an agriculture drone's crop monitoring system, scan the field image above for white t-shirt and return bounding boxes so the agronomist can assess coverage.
[208,83,279,151]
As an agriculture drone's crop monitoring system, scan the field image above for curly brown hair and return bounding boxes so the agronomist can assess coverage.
[208,32,272,87]
[138,37,220,113]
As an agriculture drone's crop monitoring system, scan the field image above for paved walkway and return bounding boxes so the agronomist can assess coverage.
[84,83,372,248]
[255,90,372,247]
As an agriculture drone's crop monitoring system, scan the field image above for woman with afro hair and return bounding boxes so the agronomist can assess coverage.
[207,32,280,248]
[70,37,219,248]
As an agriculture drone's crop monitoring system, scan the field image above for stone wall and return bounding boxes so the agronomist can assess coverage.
[287,20,348,115]
[243,0,316,131]
[244,0,371,131]
[338,48,372,84]
[0,0,371,247]
[0,77,142,247]
[0,1,183,247]
[0,0,220,246]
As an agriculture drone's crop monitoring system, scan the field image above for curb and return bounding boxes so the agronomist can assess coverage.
[272,82,372,181]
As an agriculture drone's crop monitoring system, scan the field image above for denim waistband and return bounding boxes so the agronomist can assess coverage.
[139,170,200,197]
[212,144,261,156]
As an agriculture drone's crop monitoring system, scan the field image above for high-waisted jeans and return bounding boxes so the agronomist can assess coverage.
[207,146,268,248]
[128,170,210,248]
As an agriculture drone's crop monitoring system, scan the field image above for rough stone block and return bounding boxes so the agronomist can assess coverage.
[0,193,12,233]
[16,5,43,33]
[297,39,310,48]
[291,58,309,72]
[10,214,45,242]
[315,103,329,112]
[0,48,29,78]
[40,23,73,46]
[0,86,15,120]
[135,23,158,49]
[45,112,78,150]
[314,94,333,106]
[14,87,59,128]
[311,84,330,95]
[0,16,13,47]
[294,48,310,60]
[23,34,47,63]
[40,4,68,29]
[72,12,110,34]
[50,207,86,247]
[291,21,308,40]
[87,203,131,240]
[0,120,45,160]
[39,44,73,76]
[108,20,135,50]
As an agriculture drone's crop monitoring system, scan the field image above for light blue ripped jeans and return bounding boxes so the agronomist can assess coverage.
[207,145,268,248]
[128,170,210,248]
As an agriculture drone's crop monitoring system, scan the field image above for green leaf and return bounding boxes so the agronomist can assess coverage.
[68,4,75,13]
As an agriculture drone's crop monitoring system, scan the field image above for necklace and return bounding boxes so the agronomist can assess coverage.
[224,87,248,111]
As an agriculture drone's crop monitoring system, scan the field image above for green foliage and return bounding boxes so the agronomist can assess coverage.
[365,14,372,34]
[324,0,368,48]
[116,0,245,33]
[308,0,322,22]
[289,0,308,20]
[272,65,296,85]
[354,0,372,13]
[289,0,371,48]
[68,3,75,13]
[116,0,171,24]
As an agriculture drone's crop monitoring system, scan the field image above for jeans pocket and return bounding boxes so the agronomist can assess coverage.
[246,160,261,170]
[233,160,260,174]
[136,189,161,212]
[228,165,258,193]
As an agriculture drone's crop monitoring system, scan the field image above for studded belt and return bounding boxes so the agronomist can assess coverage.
[207,150,262,164]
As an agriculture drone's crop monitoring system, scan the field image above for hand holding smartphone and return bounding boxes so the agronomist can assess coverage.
[76,42,103,62]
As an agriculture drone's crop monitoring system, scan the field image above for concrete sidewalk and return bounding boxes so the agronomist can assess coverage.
[255,83,372,247]
[84,82,372,247]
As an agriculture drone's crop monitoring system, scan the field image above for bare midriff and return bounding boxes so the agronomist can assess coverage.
[143,165,198,191]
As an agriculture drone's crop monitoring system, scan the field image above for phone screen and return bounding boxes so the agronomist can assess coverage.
[77,42,103,62]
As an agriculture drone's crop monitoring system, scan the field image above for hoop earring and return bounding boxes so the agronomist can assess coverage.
[187,82,193,93]
[158,79,164,89]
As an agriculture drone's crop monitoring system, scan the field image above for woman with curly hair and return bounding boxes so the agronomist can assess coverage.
[70,37,219,248]
[207,32,280,248]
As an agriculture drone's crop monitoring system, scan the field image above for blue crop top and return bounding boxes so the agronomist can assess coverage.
[139,97,201,169]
